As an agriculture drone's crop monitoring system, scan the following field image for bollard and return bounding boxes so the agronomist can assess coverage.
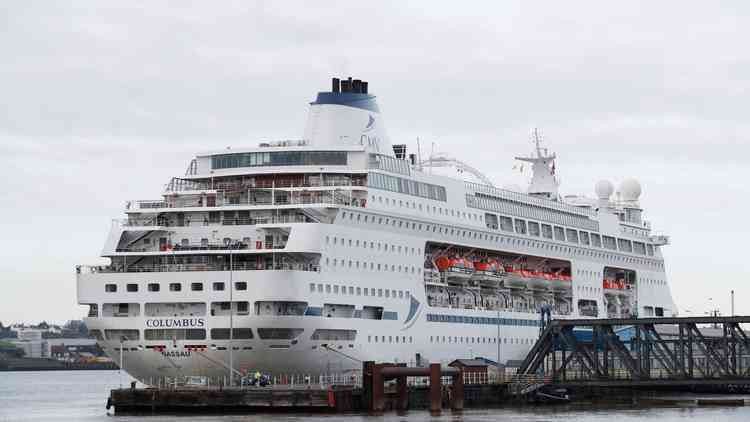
[451,369,464,410]
[429,363,441,414]
[372,364,385,412]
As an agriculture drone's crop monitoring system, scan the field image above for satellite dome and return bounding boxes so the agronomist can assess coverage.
[619,178,642,201]
[594,180,614,200]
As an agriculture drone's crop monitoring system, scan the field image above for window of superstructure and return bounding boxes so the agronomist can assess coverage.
[514,219,527,234]
[566,229,579,244]
[126,284,138,292]
[591,234,602,248]
[617,238,633,253]
[148,283,160,292]
[580,232,590,245]
[553,226,565,241]
[541,224,553,239]
[528,222,540,236]
[646,244,654,256]
[602,236,617,250]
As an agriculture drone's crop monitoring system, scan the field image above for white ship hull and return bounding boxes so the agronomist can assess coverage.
[77,77,676,384]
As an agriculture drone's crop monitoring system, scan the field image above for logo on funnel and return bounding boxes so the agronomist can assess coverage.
[364,115,376,132]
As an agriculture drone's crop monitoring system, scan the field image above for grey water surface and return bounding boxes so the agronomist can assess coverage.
[2,370,750,422]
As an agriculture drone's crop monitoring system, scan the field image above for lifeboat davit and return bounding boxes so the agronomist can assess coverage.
[436,257,473,285]
[471,259,503,287]
[548,274,572,292]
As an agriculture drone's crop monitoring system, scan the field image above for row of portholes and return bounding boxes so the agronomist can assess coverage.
[367,195,484,223]
[338,210,663,271]
[309,282,411,300]
[367,334,414,344]
[324,257,422,275]
[104,281,245,293]
[326,235,421,256]
[577,285,602,295]
[576,269,603,278]
[429,335,534,346]
[642,278,666,286]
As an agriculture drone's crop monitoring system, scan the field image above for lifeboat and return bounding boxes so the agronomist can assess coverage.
[525,270,549,291]
[503,266,527,289]
[548,274,571,292]
[436,256,473,285]
[471,259,503,287]
[603,278,628,296]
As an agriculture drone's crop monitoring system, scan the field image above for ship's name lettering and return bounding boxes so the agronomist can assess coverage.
[145,318,205,328]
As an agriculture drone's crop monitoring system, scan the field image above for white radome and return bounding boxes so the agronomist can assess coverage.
[595,179,614,200]
[619,178,642,201]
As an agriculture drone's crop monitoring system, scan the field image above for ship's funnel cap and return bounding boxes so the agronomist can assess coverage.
[303,77,393,155]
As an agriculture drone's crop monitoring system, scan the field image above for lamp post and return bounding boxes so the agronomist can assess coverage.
[228,241,234,387]
[119,336,125,389]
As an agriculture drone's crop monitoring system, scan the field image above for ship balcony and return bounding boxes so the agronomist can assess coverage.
[126,188,367,211]
[120,213,310,228]
[76,261,319,274]
[114,241,287,254]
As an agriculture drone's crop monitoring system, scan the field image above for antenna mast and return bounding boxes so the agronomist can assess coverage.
[416,137,423,171]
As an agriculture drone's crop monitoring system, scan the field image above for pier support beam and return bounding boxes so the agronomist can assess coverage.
[451,368,464,410]
[395,363,408,411]
[429,363,441,414]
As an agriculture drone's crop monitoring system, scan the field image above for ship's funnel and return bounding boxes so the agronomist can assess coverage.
[303,77,393,156]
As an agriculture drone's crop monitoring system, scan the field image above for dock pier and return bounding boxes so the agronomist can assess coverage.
[109,316,750,415]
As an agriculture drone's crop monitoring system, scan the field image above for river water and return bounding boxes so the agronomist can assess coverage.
[2,370,750,422]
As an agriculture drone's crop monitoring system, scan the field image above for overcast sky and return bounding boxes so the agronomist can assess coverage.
[1,1,748,324]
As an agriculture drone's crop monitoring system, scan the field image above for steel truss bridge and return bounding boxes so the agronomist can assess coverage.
[517,316,750,387]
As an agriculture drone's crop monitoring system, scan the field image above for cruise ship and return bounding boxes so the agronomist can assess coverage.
[76,77,676,381]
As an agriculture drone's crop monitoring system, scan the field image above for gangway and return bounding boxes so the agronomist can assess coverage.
[517,316,750,388]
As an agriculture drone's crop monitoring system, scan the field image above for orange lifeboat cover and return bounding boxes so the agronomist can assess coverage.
[435,257,451,271]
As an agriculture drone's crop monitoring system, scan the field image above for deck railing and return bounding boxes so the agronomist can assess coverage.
[126,195,366,211]
[77,262,319,274]
[121,214,311,228]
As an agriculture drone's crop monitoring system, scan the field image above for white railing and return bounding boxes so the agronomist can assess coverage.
[77,262,319,274]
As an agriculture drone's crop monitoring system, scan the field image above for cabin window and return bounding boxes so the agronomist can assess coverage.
[541,224,553,239]
[191,282,204,291]
[148,283,160,292]
[126,284,138,292]
[235,282,247,291]
[105,284,117,293]
[553,226,565,241]
[213,282,225,291]
[169,283,181,292]
[514,219,527,234]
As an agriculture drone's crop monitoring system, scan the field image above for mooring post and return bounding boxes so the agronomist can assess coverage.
[372,363,385,412]
[429,363,441,414]
[451,368,464,410]
[363,361,374,411]
[396,363,408,411]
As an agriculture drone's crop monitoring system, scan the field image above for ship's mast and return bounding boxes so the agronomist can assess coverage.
[515,128,560,200]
